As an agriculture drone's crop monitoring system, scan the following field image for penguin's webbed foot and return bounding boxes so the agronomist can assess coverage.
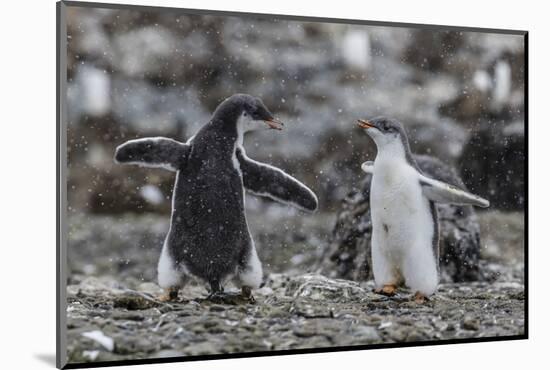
[413,292,430,304]
[158,287,179,302]
[373,284,397,297]
[241,286,256,304]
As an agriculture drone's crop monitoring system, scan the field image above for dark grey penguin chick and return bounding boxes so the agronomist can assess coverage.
[357,117,489,303]
[115,94,318,302]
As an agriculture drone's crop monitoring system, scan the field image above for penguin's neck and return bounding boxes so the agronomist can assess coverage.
[375,138,418,171]
[375,140,407,163]
[200,114,243,156]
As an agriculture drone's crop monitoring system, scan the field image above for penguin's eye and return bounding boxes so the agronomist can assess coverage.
[243,112,248,117]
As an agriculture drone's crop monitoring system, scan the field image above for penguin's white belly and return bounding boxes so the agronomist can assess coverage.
[371,162,432,248]
[370,160,438,295]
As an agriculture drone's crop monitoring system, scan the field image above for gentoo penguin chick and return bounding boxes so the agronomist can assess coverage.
[357,117,489,303]
[115,94,318,302]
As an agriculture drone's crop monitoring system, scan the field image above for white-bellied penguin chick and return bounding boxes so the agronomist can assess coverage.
[357,117,489,303]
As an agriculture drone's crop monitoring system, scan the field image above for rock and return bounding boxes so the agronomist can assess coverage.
[183,341,220,356]
[113,291,160,310]
[285,274,367,302]
[195,292,256,306]
[458,121,525,210]
[462,317,480,331]
[402,30,464,72]
[112,335,158,355]
[351,325,381,342]
[320,154,482,282]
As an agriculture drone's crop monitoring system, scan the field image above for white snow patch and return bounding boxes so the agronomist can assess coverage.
[87,144,109,169]
[290,254,306,265]
[140,185,164,205]
[82,350,100,361]
[82,264,97,275]
[81,330,114,352]
[473,70,492,93]
[492,60,511,108]
[341,29,371,71]
[77,65,111,116]
[378,321,392,329]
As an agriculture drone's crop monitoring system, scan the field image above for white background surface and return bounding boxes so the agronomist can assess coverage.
[0,0,545,368]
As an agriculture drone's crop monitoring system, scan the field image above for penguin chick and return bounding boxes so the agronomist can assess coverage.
[357,117,489,303]
[115,94,318,302]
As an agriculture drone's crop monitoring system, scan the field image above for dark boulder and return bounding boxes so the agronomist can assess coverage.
[402,30,464,72]
[459,121,525,211]
[320,154,482,283]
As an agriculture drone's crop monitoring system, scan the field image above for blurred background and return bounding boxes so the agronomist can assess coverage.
[66,6,525,283]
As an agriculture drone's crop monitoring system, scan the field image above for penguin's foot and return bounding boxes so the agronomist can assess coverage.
[158,287,179,302]
[413,292,429,304]
[241,286,256,304]
[374,284,397,296]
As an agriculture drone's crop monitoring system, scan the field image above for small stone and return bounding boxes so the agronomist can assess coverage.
[113,292,159,310]
[406,330,427,342]
[462,317,480,331]
[352,326,381,342]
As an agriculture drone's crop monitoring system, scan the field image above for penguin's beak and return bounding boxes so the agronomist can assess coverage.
[265,118,284,130]
[357,119,376,130]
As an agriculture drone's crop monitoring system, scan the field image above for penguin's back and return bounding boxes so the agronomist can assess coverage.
[167,140,250,283]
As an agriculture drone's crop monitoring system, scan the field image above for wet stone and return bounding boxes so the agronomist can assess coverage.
[113,292,160,310]
[462,317,481,331]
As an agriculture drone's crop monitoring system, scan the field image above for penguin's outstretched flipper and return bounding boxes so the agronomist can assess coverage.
[236,148,318,212]
[419,174,490,208]
[115,137,190,172]
[361,161,374,174]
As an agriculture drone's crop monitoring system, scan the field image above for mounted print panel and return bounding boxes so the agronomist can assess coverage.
[57,1,527,368]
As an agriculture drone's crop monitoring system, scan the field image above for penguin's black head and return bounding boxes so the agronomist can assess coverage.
[356,116,411,153]
[357,116,403,134]
[215,94,284,131]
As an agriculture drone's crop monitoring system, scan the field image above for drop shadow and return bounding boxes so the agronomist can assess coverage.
[34,353,57,367]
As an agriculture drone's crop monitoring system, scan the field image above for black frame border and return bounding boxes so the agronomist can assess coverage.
[56,1,529,369]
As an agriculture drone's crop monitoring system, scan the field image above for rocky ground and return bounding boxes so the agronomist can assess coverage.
[66,273,524,363]
[65,210,525,364]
